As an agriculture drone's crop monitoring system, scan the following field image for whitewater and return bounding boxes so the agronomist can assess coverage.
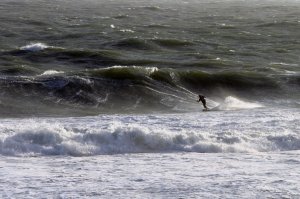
[1,98,300,198]
[1,97,298,156]
[1,0,300,198]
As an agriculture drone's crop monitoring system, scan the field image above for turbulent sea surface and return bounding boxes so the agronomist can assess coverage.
[0,0,299,198]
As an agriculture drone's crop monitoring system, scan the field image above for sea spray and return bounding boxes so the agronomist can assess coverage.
[1,107,299,156]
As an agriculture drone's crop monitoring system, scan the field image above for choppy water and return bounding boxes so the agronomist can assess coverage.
[0,0,300,198]
[1,107,300,198]
[0,0,299,116]
[0,106,299,156]
[1,152,300,198]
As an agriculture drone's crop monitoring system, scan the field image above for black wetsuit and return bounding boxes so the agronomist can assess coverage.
[198,95,208,109]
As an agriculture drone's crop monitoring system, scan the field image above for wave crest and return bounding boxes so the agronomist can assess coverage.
[0,123,249,156]
[20,43,50,52]
[2,117,299,157]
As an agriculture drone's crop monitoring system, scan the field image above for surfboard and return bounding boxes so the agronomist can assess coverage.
[203,105,220,112]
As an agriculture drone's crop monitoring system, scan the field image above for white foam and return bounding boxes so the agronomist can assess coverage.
[270,62,298,67]
[40,70,64,76]
[0,107,299,156]
[20,43,50,52]
[0,121,248,156]
[214,96,263,110]
[120,29,135,33]
[103,65,159,75]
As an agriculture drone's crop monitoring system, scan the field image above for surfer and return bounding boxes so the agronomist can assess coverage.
[197,94,208,110]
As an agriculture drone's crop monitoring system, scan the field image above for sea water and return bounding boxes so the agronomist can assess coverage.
[1,104,300,198]
[0,0,299,198]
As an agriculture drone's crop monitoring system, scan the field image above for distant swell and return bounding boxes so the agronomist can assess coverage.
[112,38,193,50]
[4,46,124,67]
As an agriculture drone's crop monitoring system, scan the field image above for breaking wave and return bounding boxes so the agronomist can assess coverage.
[0,113,299,156]
[20,43,50,52]
[0,42,299,116]
[0,62,296,116]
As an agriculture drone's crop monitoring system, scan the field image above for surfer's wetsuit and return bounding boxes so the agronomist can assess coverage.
[198,95,208,109]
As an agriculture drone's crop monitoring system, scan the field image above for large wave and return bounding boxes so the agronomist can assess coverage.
[0,110,299,156]
[0,65,281,115]
[0,64,297,116]
[0,43,299,116]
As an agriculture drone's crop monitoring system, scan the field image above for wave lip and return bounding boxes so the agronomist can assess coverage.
[40,70,65,76]
[20,43,50,52]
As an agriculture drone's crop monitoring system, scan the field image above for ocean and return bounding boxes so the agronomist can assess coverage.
[0,0,299,198]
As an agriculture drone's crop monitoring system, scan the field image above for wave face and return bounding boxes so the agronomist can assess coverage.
[0,63,291,116]
[0,0,300,116]
[0,107,299,156]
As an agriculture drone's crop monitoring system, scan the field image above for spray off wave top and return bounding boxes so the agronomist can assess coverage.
[0,105,299,157]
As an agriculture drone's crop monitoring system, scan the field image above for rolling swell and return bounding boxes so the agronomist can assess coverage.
[112,38,193,50]
[113,38,157,50]
[4,47,123,68]
[178,71,278,90]
[83,67,281,94]
[2,44,181,68]
[0,41,298,116]
[152,39,194,48]
[0,65,289,116]
[0,0,299,117]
